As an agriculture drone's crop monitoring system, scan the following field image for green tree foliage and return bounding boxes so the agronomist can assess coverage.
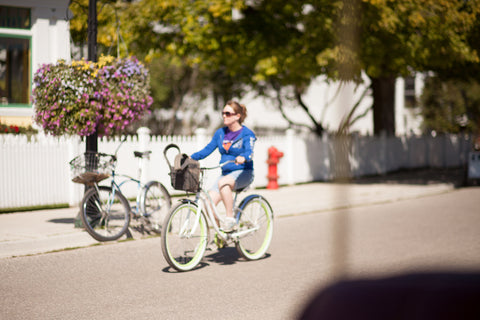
[421,76,480,134]
[124,0,339,135]
[70,0,213,134]
[146,55,211,134]
[336,0,480,135]
[70,0,132,56]
[69,0,480,136]
[122,0,255,104]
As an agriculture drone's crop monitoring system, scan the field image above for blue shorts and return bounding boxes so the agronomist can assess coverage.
[210,169,254,193]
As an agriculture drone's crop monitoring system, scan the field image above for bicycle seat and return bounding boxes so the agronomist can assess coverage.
[234,185,251,193]
[134,151,152,158]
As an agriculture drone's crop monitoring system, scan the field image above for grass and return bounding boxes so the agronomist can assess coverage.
[0,203,70,214]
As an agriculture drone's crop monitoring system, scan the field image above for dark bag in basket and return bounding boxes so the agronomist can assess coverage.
[164,144,200,192]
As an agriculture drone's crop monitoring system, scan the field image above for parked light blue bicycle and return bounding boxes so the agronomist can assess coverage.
[70,141,171,242]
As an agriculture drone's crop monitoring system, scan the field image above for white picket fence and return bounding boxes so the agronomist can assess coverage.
[0,128,472,210]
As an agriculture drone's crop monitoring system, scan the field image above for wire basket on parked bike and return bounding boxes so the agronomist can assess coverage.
[69,151,116,186]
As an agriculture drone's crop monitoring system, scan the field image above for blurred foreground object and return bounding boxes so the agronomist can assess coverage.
[300,272,480,320]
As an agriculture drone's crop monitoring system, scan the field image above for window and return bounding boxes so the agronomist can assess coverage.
[0,6,31,29]
[0,6,31,106]
[404,76,416,108]
[0,36,31,105]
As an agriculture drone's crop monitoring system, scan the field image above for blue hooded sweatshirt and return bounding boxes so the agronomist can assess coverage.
[191,126,256,174]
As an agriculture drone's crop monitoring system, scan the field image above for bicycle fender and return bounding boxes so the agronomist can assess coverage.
[178,198,197,206]
[237,194,273,218]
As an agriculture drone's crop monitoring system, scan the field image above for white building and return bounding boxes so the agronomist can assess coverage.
[0,0,71,126]
[238,74,423,136]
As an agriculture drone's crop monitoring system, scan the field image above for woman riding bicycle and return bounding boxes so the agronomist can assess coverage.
[190,100,256,232]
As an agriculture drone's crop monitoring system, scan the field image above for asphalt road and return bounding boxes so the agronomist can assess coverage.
[1,187,479,320]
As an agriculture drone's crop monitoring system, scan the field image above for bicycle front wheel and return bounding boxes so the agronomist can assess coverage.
[81,186,131,242]
[235,195,274,260]
[141,181,171,231]
[161,202,208,272]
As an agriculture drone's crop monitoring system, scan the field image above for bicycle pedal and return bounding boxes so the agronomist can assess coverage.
[150,224,162,234]
[214,233,226,249]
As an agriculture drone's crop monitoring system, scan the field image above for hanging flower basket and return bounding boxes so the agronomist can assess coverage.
[32,55,153,137]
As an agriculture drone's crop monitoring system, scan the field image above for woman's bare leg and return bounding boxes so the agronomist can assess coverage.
[208,190,222,226]
[218,175,236,217]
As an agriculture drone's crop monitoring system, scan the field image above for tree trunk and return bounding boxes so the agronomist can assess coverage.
[294,88,324,136]
[371,77,396,136]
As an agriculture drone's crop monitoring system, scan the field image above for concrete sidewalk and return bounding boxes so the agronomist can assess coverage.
[0,171,460,259]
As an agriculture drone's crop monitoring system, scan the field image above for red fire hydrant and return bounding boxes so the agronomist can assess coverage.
[266,146,284,189]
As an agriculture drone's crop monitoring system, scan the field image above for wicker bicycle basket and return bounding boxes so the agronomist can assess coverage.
[69,152,116,186]
[163,144,200,193]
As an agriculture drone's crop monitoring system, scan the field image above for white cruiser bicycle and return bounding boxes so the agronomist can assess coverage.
[161,145,274,272]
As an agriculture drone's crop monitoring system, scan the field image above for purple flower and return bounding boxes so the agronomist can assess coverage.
[33,56,152,137]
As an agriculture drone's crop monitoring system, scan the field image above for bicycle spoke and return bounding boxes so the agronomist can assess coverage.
[142,181,171,231]
[81,186,130,241]
[236,196,273,260]
[161,203,208,271]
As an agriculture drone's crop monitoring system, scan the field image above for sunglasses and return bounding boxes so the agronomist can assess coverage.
[222,111,237,117]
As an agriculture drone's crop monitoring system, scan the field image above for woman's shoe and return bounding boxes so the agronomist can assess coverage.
[222,217,237,232]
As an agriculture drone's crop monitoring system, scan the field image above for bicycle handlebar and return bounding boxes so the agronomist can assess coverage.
[114,136,128,157]
[162,144,239,171]
[201,160,236,170]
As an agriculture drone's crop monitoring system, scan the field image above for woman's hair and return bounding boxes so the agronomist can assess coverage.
[226,100,247,124]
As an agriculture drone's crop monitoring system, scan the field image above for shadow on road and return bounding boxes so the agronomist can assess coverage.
[205,247,272,267]
[205,247,240,266]
[350,167,467,187]
[48,218,75,224]
[162,262,209,273]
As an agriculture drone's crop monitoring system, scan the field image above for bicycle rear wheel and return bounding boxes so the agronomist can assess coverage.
[235,195,274,260]
[161,202,208,272]
[141,181,171,231]
[81,186,131,242]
